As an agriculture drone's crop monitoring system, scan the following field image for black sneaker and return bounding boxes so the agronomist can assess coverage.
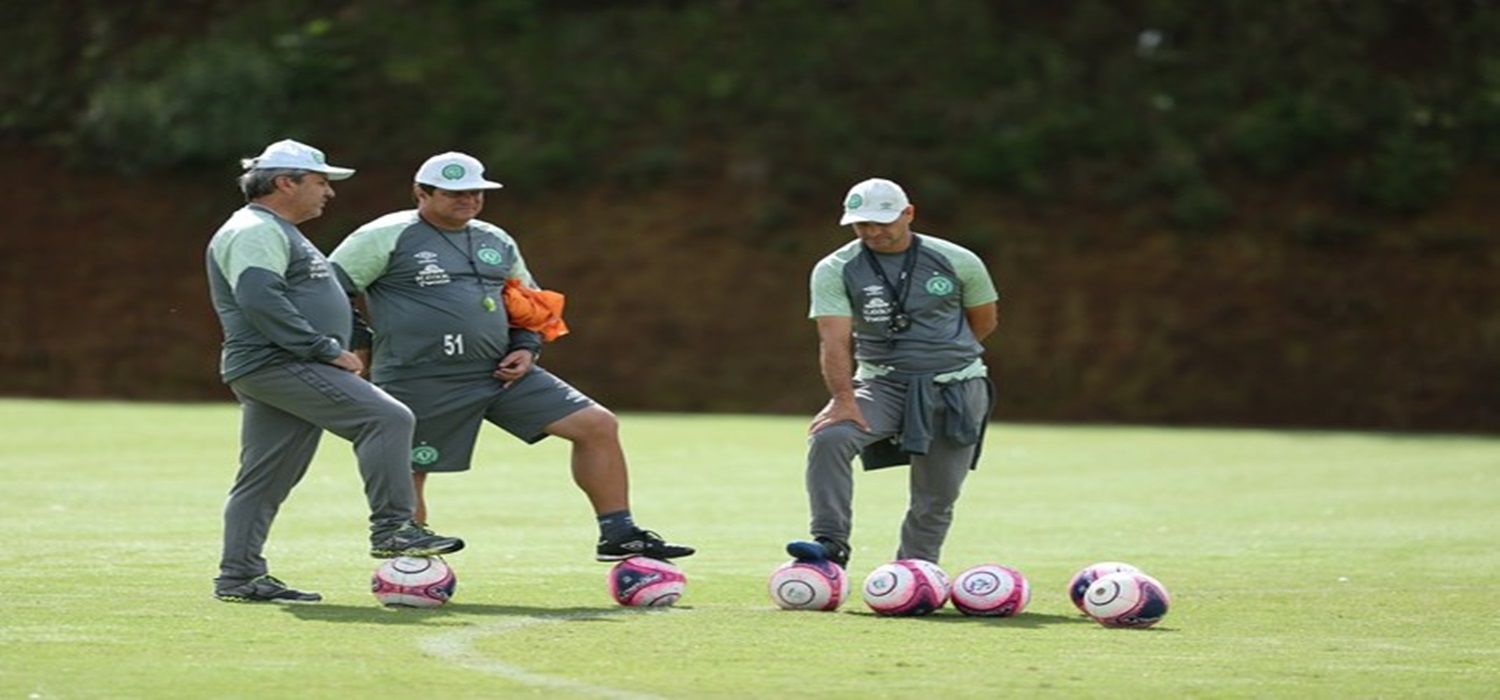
[370,522,465,558]
[596,529,695,561]
[215,575,322,604]
[786,537,851,568]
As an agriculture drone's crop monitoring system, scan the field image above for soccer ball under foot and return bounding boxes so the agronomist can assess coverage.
[608,557,687,607]
[372,556,457,608]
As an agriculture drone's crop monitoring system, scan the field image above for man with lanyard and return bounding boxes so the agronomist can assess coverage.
[206,139,464,604]
[328,152,694,563]
[787,177,999,569]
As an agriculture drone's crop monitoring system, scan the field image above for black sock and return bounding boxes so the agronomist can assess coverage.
[598,509,637,541]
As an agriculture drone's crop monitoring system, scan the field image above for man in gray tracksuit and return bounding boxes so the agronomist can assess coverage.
[787,178,1000,570]
[205,139,464,604]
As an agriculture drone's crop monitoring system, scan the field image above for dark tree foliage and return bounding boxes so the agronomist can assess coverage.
[7,0,1499,224]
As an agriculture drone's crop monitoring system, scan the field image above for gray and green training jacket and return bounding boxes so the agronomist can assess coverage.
[205,204,353,384]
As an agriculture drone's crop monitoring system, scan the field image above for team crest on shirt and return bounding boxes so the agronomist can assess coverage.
[477,248,502,265]
[412,444,440,465]
[925,274,956,296]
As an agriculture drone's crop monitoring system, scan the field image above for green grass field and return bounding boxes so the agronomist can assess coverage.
[1,398,1496,698]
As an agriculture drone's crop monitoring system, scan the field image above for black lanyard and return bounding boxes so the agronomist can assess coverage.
[425,219,497,312]
[861,234,920,337]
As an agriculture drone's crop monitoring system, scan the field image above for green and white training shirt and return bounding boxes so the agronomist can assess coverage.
[205,204,352,383]
[329,210,538,383]
[809,233,998,381]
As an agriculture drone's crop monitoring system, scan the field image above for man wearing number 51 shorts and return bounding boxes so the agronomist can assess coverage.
[329,151,693,564]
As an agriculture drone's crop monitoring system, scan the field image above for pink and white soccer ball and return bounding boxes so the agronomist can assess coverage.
[608,557,687,607]
[769,559,849,611]
[371,556,457,608]
[950,563,1030,617]
[1082,571,1171,628]
[861,559,950,616]
[1067,561,1141,612]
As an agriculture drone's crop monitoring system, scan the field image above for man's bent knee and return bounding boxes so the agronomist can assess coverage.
[807,422,869,459]
[366,397,415,433]
[547,404,617,441]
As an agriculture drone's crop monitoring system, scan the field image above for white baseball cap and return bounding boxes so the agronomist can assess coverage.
[839,178,910,225]
[241,139,354,180]
[415,152,503,191]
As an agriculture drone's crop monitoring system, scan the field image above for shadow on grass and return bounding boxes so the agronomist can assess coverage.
[839,610,1105,628]
[279,602,649,626]
[955,611,1180,632]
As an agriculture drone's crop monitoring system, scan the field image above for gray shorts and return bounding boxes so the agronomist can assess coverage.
[379,368,594,473]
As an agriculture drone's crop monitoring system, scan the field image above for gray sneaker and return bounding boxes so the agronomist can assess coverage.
[215,575,322,604]
[370,523,465,559]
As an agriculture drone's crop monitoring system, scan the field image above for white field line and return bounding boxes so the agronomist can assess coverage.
[418,610,675,700]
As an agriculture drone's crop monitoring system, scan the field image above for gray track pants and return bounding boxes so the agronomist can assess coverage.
[804,376,988,565]
[217,361,417,585]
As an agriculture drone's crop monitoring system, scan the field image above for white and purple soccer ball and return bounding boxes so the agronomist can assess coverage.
[372,556,457,608]
[950,563,1031,617]
[608,557,687,607]
[769,559,849,611]
[1067,561,1141,612]
[861,559,950,616]
[1082,571,1171,629]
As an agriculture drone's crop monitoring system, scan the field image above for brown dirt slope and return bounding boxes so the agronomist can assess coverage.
[1,145,1495,431]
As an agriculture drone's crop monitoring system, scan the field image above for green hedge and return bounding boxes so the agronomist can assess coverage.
[8,0,1500,226]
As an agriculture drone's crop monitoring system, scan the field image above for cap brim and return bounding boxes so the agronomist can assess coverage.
[319,166,355,181]
[421,180,504,191]
[840,210,901,226]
